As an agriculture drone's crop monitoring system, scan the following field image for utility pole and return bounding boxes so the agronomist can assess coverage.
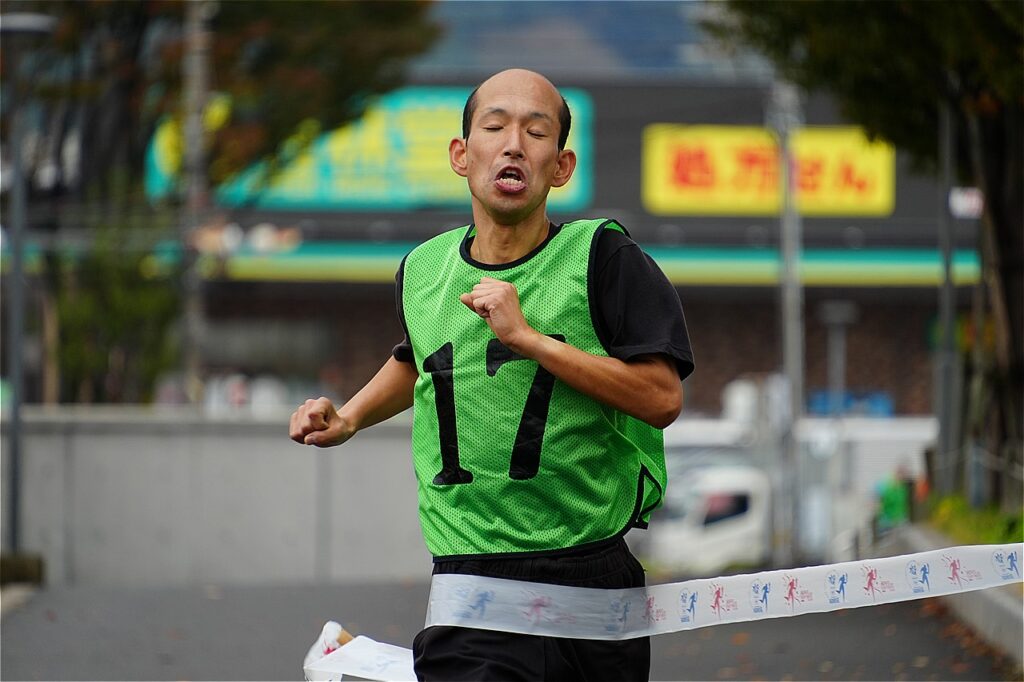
[820,301,858,418]
[181,0,214,404]
[820,300,858,557]
[768,80,805,566]
[1,12,56,554]
[936,97,956,494]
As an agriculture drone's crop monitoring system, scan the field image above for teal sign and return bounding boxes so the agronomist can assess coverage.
[146,87,593,212]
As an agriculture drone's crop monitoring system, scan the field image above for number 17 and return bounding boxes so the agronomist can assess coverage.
[423,335,565,485]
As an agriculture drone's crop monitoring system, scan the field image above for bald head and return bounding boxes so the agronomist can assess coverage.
[462,69,572,150]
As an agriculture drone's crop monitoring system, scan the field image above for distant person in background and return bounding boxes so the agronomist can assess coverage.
[290,68,693,681]
[876,466,912,534]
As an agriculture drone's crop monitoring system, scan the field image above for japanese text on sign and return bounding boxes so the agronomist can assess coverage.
[642,125,895,216]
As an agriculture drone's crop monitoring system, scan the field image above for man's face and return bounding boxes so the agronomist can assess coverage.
[450,70,576,226]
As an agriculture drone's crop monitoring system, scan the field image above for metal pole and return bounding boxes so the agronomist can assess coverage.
[769,81,805,566]
[818,301,857,561]
[937,100,956,494]
[181,0,214,404]
[821,301,858,418]
[1,12,56,553]
[828,325,846,417]
[5,79,28,553]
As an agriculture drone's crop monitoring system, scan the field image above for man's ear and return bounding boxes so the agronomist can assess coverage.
[551,148,577,188]
[449,138,468,178]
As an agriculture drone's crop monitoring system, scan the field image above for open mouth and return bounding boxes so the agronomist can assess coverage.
[495,167,527,193]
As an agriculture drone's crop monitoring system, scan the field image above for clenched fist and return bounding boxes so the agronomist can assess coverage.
[289,397,354,447]
[459,277,539,354]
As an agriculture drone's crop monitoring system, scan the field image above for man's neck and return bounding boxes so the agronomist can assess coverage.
[469,212,551,265]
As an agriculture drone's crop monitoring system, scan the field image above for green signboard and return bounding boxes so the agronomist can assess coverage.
[146,86,593,212]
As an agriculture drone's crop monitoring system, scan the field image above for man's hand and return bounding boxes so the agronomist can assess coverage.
[460,277,682,428]
[289,397,355,447]
[459,277,539,354]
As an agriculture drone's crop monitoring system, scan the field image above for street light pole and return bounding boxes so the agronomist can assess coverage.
[937,98,957,494]
[1,12,56,553]
[820,301,858,418]
[181,0,214,404]
[768,80,805,566]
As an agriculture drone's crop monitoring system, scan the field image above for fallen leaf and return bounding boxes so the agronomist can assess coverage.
[730,632,750,646]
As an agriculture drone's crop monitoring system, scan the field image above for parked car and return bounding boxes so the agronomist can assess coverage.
[639,447,772,576]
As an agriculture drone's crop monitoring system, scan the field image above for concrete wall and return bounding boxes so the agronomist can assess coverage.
[1,407,430,587]
[3,408,939,588]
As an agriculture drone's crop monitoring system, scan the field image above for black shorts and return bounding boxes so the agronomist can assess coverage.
[413,538,650,682]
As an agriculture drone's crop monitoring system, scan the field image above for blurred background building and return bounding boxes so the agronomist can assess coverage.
[1,1,979,417]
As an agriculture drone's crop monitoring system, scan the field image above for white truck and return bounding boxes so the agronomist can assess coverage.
[629,418,773,576]
[645,456,772,576]
[634,411,935,576]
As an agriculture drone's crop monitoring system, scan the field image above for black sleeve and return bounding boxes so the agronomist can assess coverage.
[391,256,415,363]
[591,227,694,380]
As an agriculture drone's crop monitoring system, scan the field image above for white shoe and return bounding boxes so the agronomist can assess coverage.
[304,620,344,673]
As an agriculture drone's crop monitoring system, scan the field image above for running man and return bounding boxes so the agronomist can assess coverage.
[290,68,693,681]
[785,577,800,609]
[759,582,771,609]
[711,585,724,618]
[948,558,962,587]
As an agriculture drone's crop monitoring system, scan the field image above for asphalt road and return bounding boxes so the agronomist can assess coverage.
[2,580,1020,681]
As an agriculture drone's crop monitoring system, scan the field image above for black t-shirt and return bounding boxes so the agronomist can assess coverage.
[392,222,694,380]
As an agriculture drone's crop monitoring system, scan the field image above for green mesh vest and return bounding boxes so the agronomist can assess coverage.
[401,218,667,558]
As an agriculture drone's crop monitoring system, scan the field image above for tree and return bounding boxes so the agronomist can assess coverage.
[47,218,181,403]
[1,0,440,402]
[7,0,440,194]
[704,0,1023,510]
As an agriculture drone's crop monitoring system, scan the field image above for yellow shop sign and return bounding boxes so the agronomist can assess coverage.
[642,125,895,216]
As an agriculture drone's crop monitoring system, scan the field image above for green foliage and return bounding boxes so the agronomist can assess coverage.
[9,0,441,188]
[704,0,1023,173]
[207,0,441,184]
[49,221,181,403]
[930,494,1024,545]
[709,0,1024,513]
[5,0,440,403]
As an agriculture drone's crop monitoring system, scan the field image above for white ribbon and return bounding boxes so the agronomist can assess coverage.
[305,543,1022,680]
[425,543,1023,640]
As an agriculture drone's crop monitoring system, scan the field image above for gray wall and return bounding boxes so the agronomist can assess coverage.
[1,407,430,587]
[3,408,935,587]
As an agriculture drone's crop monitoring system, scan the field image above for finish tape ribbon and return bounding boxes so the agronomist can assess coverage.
[305,543,1022,681]
[425,543,1023,640]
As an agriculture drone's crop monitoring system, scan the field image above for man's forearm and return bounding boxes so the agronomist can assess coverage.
[338,356,417,433]
[458,277,681,428]
[522,334,682,428]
